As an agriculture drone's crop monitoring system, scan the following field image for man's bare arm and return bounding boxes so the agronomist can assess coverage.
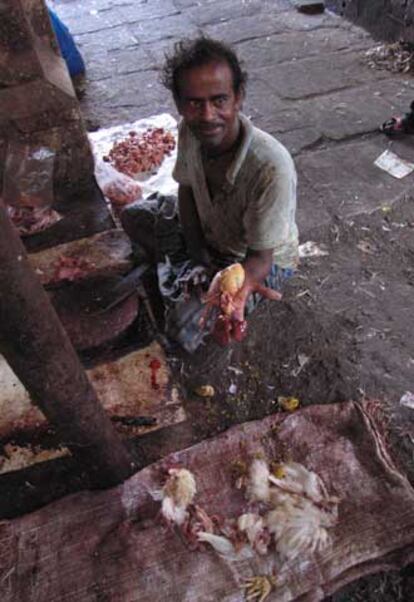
[178,184,211,266]
[243,248,273,284]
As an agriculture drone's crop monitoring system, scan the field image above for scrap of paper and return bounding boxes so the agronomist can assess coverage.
[374,149,414,179]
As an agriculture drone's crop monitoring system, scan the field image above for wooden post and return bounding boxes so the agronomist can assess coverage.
[0,200,137,486]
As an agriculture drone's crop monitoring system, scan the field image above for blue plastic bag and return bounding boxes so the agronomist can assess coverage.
[48,7,85,77]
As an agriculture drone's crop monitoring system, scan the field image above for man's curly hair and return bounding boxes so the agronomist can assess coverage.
[161,36,248,103]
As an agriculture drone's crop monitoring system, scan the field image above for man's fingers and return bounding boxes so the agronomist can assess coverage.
[254,284,282,301]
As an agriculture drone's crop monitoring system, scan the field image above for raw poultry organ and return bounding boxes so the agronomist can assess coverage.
[202,263,281,346]
[104,128,176,177]
[48,255,95,284]
[7,205,61,236]
[102,178,142,207]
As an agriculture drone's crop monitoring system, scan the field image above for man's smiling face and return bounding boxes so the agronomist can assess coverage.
[176,60,243,155]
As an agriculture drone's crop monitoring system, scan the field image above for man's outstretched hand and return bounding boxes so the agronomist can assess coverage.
[201,259,282,346]
[231,276,282,322]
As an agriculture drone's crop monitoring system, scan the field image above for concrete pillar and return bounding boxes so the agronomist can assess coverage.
[0,0,94,199]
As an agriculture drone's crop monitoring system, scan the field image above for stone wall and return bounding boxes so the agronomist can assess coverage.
[328,0,414,42]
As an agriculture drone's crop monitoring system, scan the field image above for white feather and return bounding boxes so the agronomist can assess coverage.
[246,458,270,502]
[163,468,197,506]
[237,513,268,555]
[264,498,332,561]
[161,496,188,526]
[268,462,327,504]
[197,532,254,560]
[161,468,197,526]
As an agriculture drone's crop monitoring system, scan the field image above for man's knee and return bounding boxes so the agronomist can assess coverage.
[121,205,151,239]
[120,204,157,259]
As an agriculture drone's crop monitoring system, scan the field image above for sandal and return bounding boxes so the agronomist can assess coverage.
[381,101,414,136]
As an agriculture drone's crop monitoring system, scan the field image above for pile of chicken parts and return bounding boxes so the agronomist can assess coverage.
[7,205,61,236]
[104,127,176,177]
[160,459,339,599]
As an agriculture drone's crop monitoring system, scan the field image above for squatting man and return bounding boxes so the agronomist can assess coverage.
[121,37,298,351]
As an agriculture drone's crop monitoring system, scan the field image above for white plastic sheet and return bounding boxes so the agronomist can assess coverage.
[89,113,179,200]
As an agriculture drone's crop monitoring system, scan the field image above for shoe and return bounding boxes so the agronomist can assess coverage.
[380,101,414,136]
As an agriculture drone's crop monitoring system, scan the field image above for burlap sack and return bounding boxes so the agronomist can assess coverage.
[1,400,413,601]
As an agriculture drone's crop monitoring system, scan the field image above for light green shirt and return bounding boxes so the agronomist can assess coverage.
[173,113,298,269]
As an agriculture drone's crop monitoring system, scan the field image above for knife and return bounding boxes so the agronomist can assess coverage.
[85,262,149,315]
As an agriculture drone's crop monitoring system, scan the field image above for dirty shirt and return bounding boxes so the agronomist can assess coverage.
[173,113,298,269]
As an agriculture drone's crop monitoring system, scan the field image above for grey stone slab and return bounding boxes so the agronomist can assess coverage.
[80,96,176,129]
[242,80,291,131]
[81,71,166,107]
[118,0,179,23]
[203,13,289,44]
[272,126,322,156]
[59,6,127,35]
[187,0,266,26]
[245,76,414,153]
[80,45,156,82]
[295,137,414,234]
[76,25,139,52]
[129,14,200,43]
[174,0,213,7]
[144,40,176,70]
[275,8,344,30]
[235,26,371,70]
[314,85,400,140]
[254,51,390,100]
[260,84,392,140]
[54,0,138,20]
[206,8,343,41]
[387,137,414,165]
[377,78,414,117]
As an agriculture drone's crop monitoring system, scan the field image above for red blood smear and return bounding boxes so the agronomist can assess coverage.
[149,358,161,390]
[232,319,248,342]
[212,315,233,346]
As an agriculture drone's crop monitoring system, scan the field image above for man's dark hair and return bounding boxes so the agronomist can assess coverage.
[161,36,248,102]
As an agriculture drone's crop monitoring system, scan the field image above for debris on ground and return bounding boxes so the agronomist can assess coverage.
[298,241,329,257]
[0,443,69,474]
[194,385,215,398]
[400,391,414,410]
[374,149,414,179]
[365,41,414,73]
[278,396,300,411]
